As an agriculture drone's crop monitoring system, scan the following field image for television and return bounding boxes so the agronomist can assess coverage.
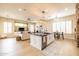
[18,27,24,31]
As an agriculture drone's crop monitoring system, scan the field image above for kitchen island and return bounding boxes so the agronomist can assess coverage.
[29,32,54,50]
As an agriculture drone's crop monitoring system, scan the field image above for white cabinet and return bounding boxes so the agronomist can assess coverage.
[30,33,54,50]
[30,35,42,50]
[47,34,54,45]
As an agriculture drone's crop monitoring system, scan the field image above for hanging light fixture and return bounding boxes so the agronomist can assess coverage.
[41,10,46,19]
[42,10,46,14]
[27,18,30,20]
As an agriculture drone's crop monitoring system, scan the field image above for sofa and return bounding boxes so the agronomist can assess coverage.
[0,33,7,39]
[0,31,30,40]
[21,31,30,40]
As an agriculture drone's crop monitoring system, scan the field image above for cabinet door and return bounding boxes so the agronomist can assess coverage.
[47,34,54,44]
[30,35,42,50]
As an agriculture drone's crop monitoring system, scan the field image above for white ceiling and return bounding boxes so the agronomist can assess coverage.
[0,3,76,21]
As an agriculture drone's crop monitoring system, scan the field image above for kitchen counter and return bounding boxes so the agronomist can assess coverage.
[29,32,52,36]
[29,32,54,50]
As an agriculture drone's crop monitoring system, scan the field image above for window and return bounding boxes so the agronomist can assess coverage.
[56,22,61,32]
[53,23,57,32]
[65,21,72,34]
[60,21,66,33]
[4,22,12,33]
[52,20,72,34]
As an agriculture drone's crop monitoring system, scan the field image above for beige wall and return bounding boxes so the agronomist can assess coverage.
[0,17,27,33]
[0,15,77,40]
[0,17,52,34]
[0,19,4,33]
[29,20,52,33]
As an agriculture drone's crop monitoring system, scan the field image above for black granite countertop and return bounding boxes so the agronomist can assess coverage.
[29,32,52,36]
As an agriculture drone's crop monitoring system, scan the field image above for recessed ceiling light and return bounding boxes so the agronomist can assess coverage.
[18,8,22,11]
[65,8,68,11]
